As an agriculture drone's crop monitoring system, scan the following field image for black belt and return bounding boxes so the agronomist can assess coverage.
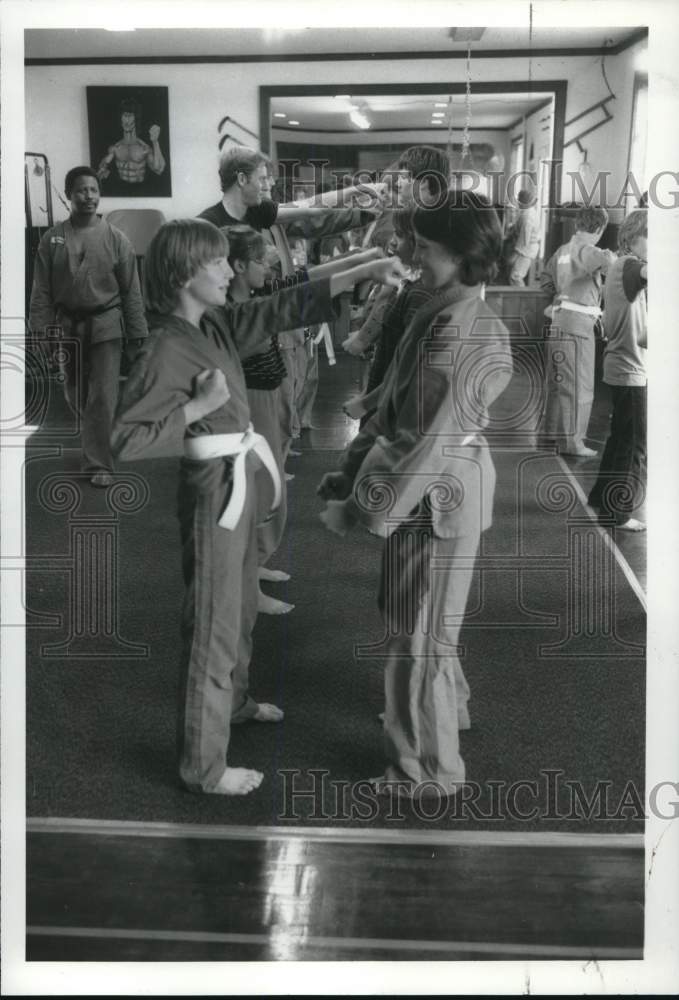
[57,301,121,323]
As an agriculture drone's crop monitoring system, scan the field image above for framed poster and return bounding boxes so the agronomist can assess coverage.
[86,86,171,197]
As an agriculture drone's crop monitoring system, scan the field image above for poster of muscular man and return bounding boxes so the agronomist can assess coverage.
[86,86,171,197]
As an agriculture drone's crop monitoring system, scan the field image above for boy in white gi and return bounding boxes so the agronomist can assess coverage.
[112,219,404,796]
[539,206,616,456]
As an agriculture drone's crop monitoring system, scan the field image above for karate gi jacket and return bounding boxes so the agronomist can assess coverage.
[539,233,612,336]
[340,286,512,539]
[112,277,340,494]
[29,218,147,344]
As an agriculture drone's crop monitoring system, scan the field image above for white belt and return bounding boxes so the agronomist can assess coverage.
[554,300,602,318]
[184,424,281,530]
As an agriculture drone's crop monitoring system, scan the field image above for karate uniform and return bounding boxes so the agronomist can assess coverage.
[336,285,512,793]
[112,279,339,793]
[265,206,373,448]
[539,233,613,451]
[508,205,541,286]
[29,217,147,474]
[237,329,288,568]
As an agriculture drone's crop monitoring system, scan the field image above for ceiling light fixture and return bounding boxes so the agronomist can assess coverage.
[448,27,486,42]
[288,120,300,126]
[432,112,445,118]
[273,112,287,118]
[434,102,447,108]
[349,109,371,130]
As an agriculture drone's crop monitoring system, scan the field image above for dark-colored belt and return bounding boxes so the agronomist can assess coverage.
[56,301,121,323]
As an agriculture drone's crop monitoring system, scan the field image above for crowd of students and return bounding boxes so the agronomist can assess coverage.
[28,142,648,799]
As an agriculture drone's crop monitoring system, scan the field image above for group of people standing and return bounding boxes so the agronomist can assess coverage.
[28,140,648,800]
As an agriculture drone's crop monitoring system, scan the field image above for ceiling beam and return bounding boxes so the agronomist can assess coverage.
[25,28,647,66]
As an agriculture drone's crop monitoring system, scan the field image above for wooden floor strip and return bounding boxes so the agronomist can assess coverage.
[26,816,645,849]
[26,925,641,960]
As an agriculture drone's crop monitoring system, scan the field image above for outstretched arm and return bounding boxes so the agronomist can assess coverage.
[225,257,406,360]
[304,182,387,211]
[306,245,382,281]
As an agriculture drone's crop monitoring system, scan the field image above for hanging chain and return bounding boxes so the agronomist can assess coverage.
[445,95,454,166]
[529,2,533,87]
[461,42,472,165]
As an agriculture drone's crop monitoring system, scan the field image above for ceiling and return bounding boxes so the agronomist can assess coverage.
[24,26,642,60]
[270,92,554,133]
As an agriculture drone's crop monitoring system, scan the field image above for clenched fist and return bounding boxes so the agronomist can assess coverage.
[194,368,230,412]
[317,471,353,501]
[149,124,161,142]
[183,369,230,426]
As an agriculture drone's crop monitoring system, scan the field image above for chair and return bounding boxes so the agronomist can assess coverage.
[106,209,166,301]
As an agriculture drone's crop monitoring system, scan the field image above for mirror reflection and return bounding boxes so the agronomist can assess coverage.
[268,89,557,287]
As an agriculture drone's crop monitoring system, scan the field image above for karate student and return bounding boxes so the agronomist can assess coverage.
[29,165,147,486]
[539,206,616,457]
[112,219,404,796]
[507,187,542,286]
[587,210,648,531]
[225,224,294,615]
[342,207,432,425]
[317,192,513,799]
[199,145,378,457]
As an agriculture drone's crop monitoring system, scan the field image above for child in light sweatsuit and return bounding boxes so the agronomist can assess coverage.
[539,206,616,456]
[587,209,648,531]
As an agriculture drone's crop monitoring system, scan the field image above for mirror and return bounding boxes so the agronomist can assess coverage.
[261,82,566,286]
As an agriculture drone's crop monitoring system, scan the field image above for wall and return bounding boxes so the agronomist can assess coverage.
[25,40,647,224]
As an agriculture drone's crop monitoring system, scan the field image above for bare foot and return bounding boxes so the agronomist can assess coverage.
[563,445,598,458]
[285,472,295,482]
[258,566,291,583]
[616,517,646,532]
[288,448,302,457]
[253,702,284,722]
[258,590,295,615]
[378,709,470,730]
[210,767,263,795]
[457,705,471,731]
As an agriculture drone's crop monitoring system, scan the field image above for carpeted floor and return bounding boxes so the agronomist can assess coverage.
[25,358,646,831]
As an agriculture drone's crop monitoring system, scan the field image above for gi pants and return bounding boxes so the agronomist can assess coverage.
[177,457,259,792]
[588,384,647,522]
[296,336,319,429]
[542,321,595,451]
[61,325,122,474]
[279,340,305,456]
[377,502,479,794]
[247,386,287,566]
[508,250,534,286]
